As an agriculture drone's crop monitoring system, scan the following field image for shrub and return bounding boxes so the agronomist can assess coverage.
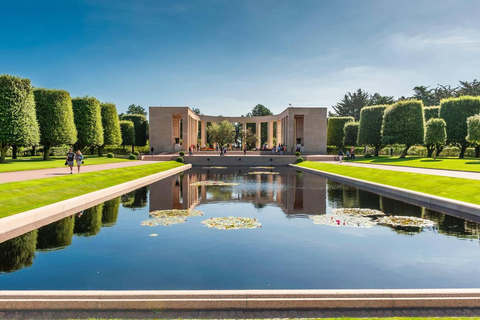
[99,103,122,156]
[466,115,480,159]
[0,75,40,163]
[327,117,354,148]
[343,122,359,147]
[179,151,185,156]
[121,114,148,147]
[33,88,77,160]
[382,100,425,158]
[424,106,440,121]
[133,151,140,156]
[296,157,304,163]
[357,105,389,156]
[72,97,104,150]
[119,120,135,150]
[425,118,447,160]
[295,151,301,156]
[176,156,184,163]
[107,152,114,158]
[440,96,480,158]
[364,153,372,158]
[128,154,137,160]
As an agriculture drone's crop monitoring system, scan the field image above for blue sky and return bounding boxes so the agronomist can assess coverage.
[1,0,480,116]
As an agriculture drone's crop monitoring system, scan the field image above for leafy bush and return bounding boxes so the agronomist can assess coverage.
[296,157,304,163]
[128,154,137,160]
[343,122,359,147]
[72,97,104,150]
[424,106,440,121]
[179,151,185,156]
[425,118,447,160]
[33,88,77,160]
[467,115,480,147]
[364,153,372,158]
[327,117,354,148]
[295,151,301,156]
[176,156,184,163]
[382,100,425,158]
[121,114,148,147]
[133,151,139,156]
[107,152,114,158]
[357,105,389,156]
[440,96,480,158]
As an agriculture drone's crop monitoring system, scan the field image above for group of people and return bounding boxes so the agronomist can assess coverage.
[337,147,356,163]
[66,148,83,174]
[272,144,288,155]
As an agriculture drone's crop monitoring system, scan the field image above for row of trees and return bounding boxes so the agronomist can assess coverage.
[0,75,148,162]
[327,96,480,159]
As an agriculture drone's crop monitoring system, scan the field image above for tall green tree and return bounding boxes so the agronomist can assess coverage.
[243,128,258,149]
[191,107,202,115]
[440,96,480,158]
[331,89,393,121]
[33,88,77,160]
[424,118,447,160]
[466,115,480,160]
[126,104,147,116]
[0,75,40,163]
[119,120,135,153]
[357,105,389,156]
[207,120,235,147]
[381,100,425,158]
[246,104,273,117]
[121,114,148,152]
[245,104,274,146]
[72,97,104,152]
[327,117,354,149]
[458,79,480,96]
[99,103,122,156]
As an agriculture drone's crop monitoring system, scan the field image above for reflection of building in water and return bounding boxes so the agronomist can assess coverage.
[149,169,327,215]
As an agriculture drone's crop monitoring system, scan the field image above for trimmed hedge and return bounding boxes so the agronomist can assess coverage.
[357,105,389,156]
[179,151,185,156]
[121,114,148,147]
[424,106,440,121]
[119,120,135,147]
[176,156,184,163]
[128,154,137,160]
[296,157,304,163]
[0,75,40,163]
[382,100,425,158]
[34,88,77,160]
[72,97,104,150]
[37,216,74,250]
[467,115,480,146]
[440,96,480,158]
[295,151,301,156]
[107,152,114,158]
[425,118,447,159]
[327,117,354,148]
[343,122,359,147]
[100,103,122,146]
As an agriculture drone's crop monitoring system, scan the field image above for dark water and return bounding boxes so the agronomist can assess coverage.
[1,167,479,290]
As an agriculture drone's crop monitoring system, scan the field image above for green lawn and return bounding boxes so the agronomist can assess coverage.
[0,161,183,218]
[296,161,480,205]
[0,155,132,173]
[350,155,480,172]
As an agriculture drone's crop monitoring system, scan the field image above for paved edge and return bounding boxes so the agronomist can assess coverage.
[0,164,192,243]
[291,164,480,221]
[3,289,480,310]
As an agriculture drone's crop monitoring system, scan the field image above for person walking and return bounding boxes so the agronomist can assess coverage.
[243,145,247,155]
[390,147,394,157]
[75,150,84,173]
[189,146,193,156]
[350,147,355,159]
[338,149,344,163]
[66,148,75,174]
[150,147,154,156]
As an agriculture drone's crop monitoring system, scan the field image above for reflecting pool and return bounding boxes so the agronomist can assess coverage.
[1,167,480,290]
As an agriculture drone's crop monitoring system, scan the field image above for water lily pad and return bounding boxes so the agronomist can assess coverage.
[376,216,436,228]
[142,209,204,227]
[202,166,227,169]
[310,214,377,228]
[191,181,239,186]
[202,217,262,230]
[331,208,385,216]
[141,216,188,226]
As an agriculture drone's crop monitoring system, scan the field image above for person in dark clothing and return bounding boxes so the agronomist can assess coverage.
[338,149,344,163]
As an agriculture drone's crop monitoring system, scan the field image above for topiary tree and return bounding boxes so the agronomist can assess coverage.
[357,105,389,156]
[424,106,440,121]
[33,88,77,160]
[74,203,104,237]
[381,100,425,158]
[102,197,120,227]
[0,230,37,273]
[327,117,354,149]
[121,114,148,153]
[343,122,359,147]
[99,103,122,156]
[0,75,40,163]
[424,118,447,160]
[72,97,104,152]
[467,115,480,160]
[119,120,135,153]
[440,96,480,158]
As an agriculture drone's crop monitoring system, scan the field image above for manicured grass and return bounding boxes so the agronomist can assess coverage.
[0,155,132,173]
[296,161,480,205]
[0,161,183,218]
[350,155,480,172]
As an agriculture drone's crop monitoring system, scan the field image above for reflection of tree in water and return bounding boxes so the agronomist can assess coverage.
[37,216,74,250]
[74,203,104,237]
[102,197,120,227]
[326,180,344,207]
[380,196,424,236]
[424,208,480,239]
[0,230,37,273]
[254,203,266,209]
[207,186,234,201]
[358,189,381,210]
[121,187,148,210]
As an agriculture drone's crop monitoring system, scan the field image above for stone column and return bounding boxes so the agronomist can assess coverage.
[256,122,261,149]
[287,115,295,151]
[267,121,274,149]
[201,120,206,147]
[242,122,247,148]
[182,114,189,151]
[195,120,199,147]
[276,120,281,145]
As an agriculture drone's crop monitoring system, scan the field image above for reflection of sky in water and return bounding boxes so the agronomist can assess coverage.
[0,167,479,290]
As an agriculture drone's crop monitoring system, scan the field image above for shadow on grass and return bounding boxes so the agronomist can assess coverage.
[465,161,480,165]
[419,159,443,163]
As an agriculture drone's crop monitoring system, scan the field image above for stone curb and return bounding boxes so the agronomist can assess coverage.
[291,164,480,220]
[2,289,480,310]
[0,164,192,243]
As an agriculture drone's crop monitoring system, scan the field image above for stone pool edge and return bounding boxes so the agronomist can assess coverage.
[291,164,480,220]
[0,164,192,243]
[2,289,480,310]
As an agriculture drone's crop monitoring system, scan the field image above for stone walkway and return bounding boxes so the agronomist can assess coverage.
[0,161,161,184]
[326,161,480,180]
[0,307,478,319]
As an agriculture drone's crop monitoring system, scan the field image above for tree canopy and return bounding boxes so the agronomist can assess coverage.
[327,117,354,149]
[121,114,148,147]
[72,97,104,150]
[119,120,135,148]
[246,104,273,117]
[100,103,122,146]
[425,118,447,160]
[207,120,235,147]
[357,105,389,156]
[126,104,147,116]
[331,89,394,121]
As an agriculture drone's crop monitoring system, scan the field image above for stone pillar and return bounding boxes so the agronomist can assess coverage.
[201,120,206,147]
[242,122,247,148]
[276,120,281,145]
[182,114,189,151]
[267,121,274,149]
[256,122,261,149]
[287,115,295,151]
[195,120,199,147]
